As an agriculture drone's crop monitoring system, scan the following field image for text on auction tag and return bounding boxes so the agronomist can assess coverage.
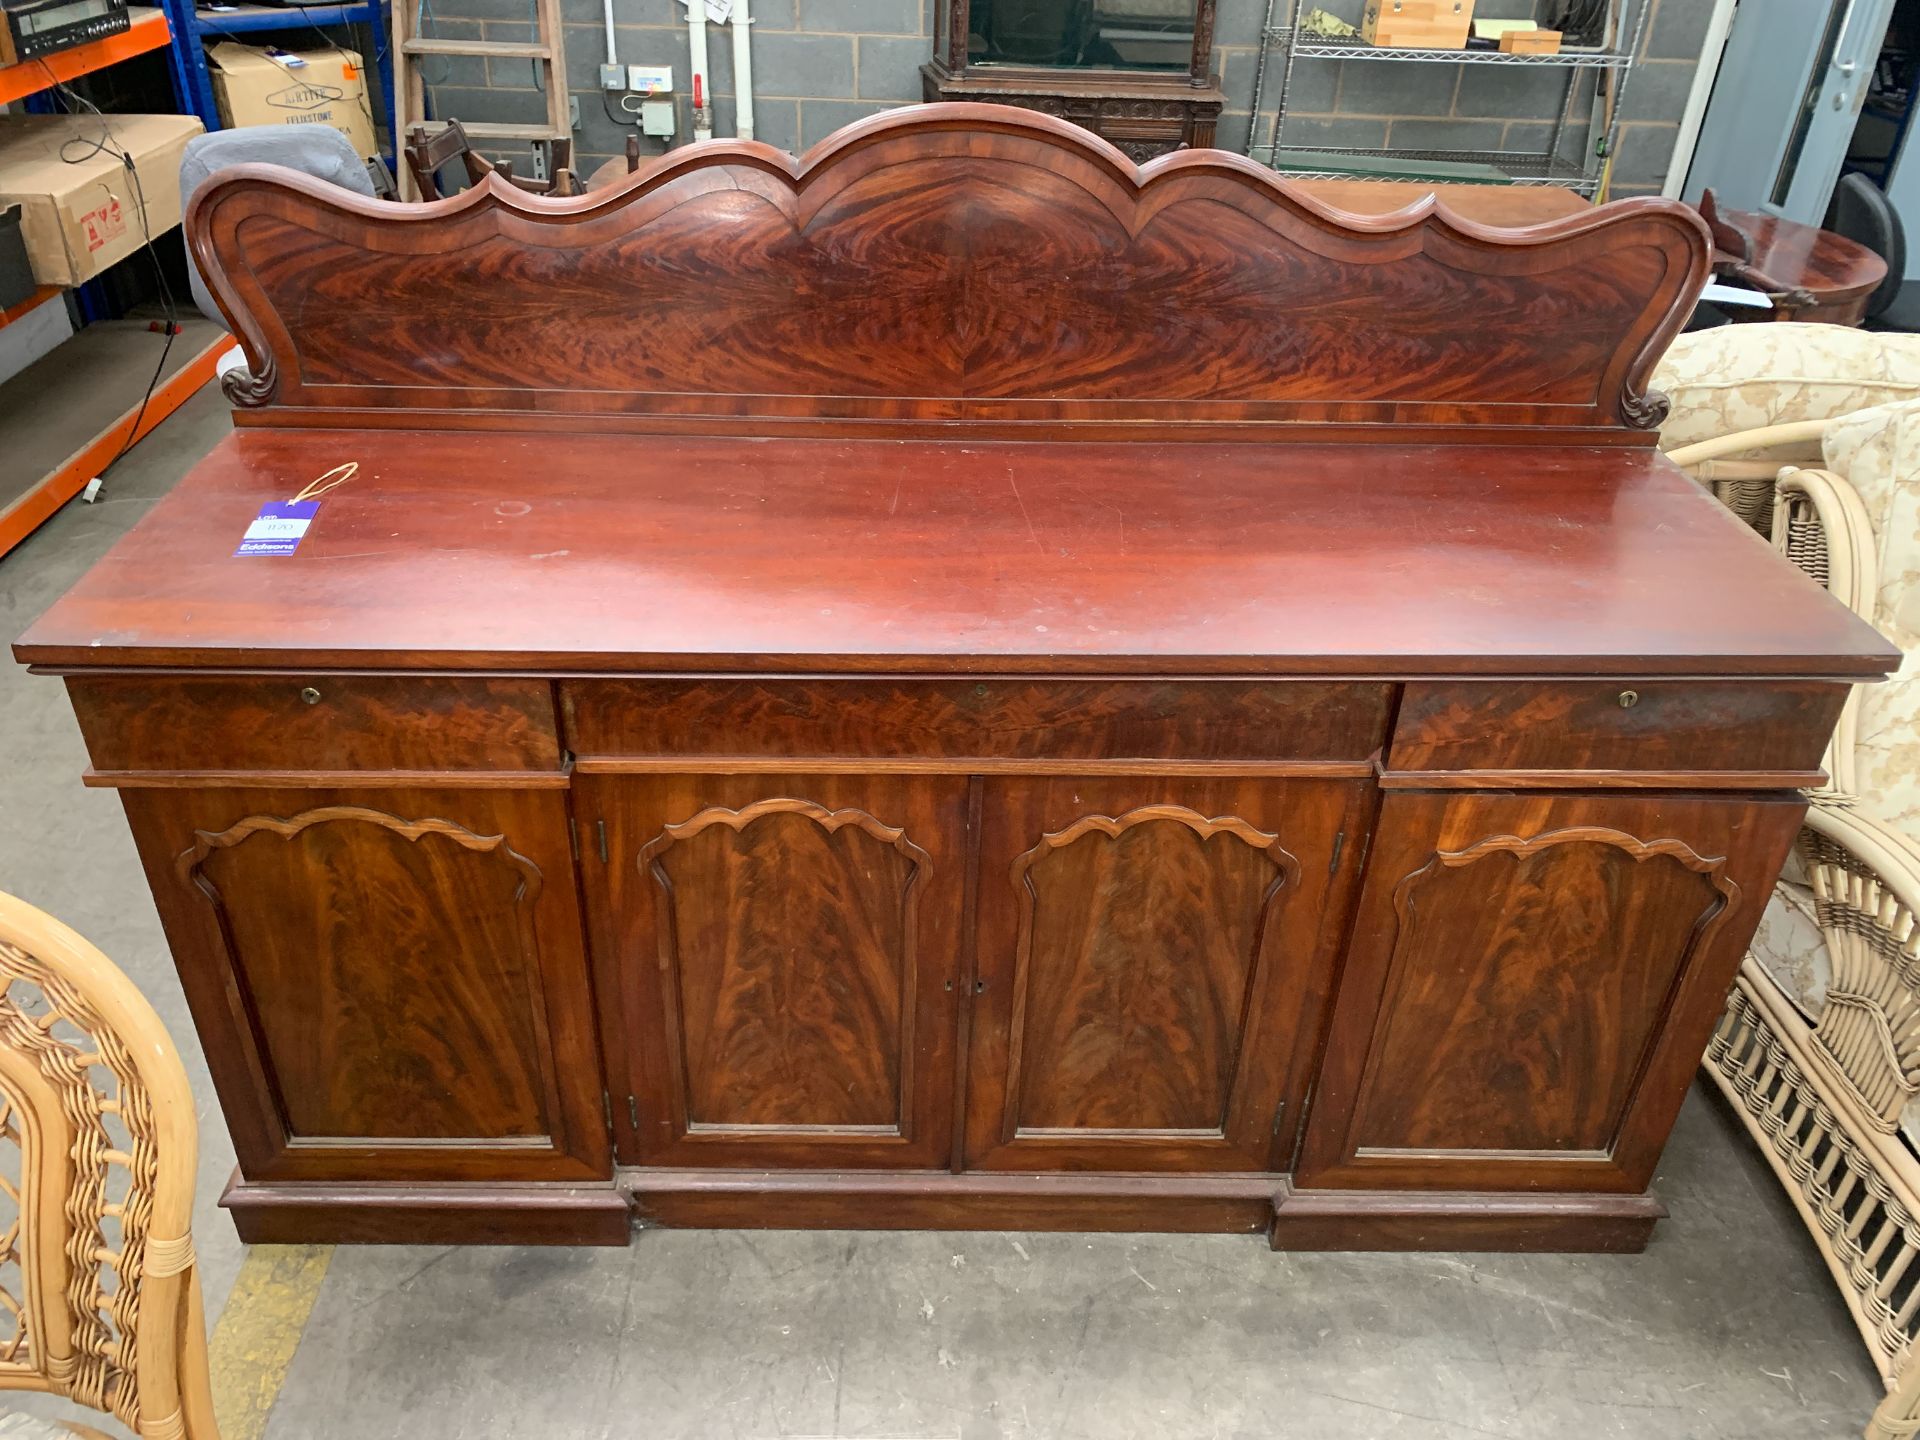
[235,500,320,556]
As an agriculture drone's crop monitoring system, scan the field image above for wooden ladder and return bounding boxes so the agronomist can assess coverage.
[391,0,570,200]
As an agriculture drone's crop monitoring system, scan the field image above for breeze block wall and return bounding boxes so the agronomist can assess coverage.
[412,0,1712,195]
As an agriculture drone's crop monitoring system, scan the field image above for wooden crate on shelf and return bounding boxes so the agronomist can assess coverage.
[1362,0,1474,48]
[1500,27,1562,53]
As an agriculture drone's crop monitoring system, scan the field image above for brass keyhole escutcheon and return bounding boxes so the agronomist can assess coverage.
[1618,689,1639,709]
[300,686,322,706]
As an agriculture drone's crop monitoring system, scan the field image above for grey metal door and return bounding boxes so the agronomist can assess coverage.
[1684,0,1897,222]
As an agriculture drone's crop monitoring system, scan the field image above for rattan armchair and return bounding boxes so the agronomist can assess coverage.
[1654,322,1920,537]
[1685,399,1920,1440]
[0,892,218,1440]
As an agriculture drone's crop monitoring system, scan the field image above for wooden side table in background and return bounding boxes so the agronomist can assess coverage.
[1698,189,1888,326]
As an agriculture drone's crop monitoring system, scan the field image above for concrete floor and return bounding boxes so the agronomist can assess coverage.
[0,383,1899,1439]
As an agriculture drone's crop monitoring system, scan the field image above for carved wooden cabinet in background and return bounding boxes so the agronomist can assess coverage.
[13,106,1898,1251]
[921,0,1223,158]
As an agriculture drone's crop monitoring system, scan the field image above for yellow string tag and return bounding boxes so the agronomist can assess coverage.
[236,462,358,556]
[291,461,357,503]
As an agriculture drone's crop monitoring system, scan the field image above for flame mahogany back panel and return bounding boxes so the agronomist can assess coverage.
[190,104,1708,435]
[34,108,1882,1253]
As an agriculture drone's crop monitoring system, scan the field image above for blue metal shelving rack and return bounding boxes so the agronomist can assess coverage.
[154,0,396,169]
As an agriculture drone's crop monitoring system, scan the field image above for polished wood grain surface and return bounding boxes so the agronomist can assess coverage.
[1702,196,1887,326]
[579,773,966,1170]
[120,785,609,1185]
[14,430,1894,678]
[1299,790,1803,1195]
[965,776,1373,1173]
[625,1168,1278,1233]
[563,678,1391,762]
[68,673,560,773]
[650,801,922,1128]
[187,104,1705,436]
[183,804,557,1143]
[1389,680,1849,775]
[1269,1184,1663,1253]
[1010,810,1291,1131]
[582,156,1589,227]
[222,1175,632,1246]
[1291,180,1589,226]
[1352,832,1726,1152]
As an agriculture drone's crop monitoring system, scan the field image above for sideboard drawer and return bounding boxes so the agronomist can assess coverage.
[562,678,1393,763]
[69,674,561,773]
[1389,680,1847,780]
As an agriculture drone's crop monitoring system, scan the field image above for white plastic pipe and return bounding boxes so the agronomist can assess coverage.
[688,0,713,142]
[603,0,617,68]
[731,0,754,141]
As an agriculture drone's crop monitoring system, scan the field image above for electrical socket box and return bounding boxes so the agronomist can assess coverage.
[598,63,624,90]
[628,63,673,94]
[640,98,675,137]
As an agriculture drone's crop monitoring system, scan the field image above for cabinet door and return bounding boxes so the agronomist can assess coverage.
[964,777,1373,1173]
[579,774,967,1169]
[122,786,608,1183]
[1298,791,1803,1194]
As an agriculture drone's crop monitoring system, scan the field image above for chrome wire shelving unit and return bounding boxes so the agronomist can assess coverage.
[1245,0,1650,196]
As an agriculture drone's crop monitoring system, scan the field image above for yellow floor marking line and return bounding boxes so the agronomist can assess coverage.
[207,1245,335,1440]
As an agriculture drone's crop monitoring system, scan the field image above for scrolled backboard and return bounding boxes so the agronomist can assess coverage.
[188,103,1710,439]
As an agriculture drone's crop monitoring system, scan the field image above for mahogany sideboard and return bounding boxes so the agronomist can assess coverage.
[14,105,1898,1251]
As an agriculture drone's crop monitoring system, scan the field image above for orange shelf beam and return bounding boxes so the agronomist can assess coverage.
[0,285,61,331]
[0,7,171,106]
[0,328,226,559]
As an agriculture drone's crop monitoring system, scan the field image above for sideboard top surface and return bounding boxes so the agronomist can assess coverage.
[15,428,1895,678]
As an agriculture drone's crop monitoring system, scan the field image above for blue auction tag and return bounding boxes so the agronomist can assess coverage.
[235,500,320,557]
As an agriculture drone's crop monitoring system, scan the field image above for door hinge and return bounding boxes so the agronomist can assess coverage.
[596,818,609,864]
[601,1091,614,1133]
[627,1095,640,1131]
[1271,1100,1287,1135]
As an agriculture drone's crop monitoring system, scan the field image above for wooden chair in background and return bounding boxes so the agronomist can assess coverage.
[404,118,580,201]
[0,892,218,1439]
[585,135,647,192]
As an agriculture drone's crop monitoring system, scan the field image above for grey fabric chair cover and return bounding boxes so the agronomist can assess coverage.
[179,127,375,325]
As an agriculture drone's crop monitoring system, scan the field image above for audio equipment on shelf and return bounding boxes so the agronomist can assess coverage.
[1,0,129,67]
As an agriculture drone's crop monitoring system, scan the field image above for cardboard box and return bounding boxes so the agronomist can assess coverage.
[1362,0,1474,49]
[0,113,203,288]
[207,41,377,159]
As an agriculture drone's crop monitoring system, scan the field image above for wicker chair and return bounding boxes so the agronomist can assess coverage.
[0,892,218,1440]
[1654,322,1920,535]
[1668,396,1920,1440]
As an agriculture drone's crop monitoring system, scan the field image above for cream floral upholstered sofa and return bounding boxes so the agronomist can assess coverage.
[1656,323,1920,1440]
